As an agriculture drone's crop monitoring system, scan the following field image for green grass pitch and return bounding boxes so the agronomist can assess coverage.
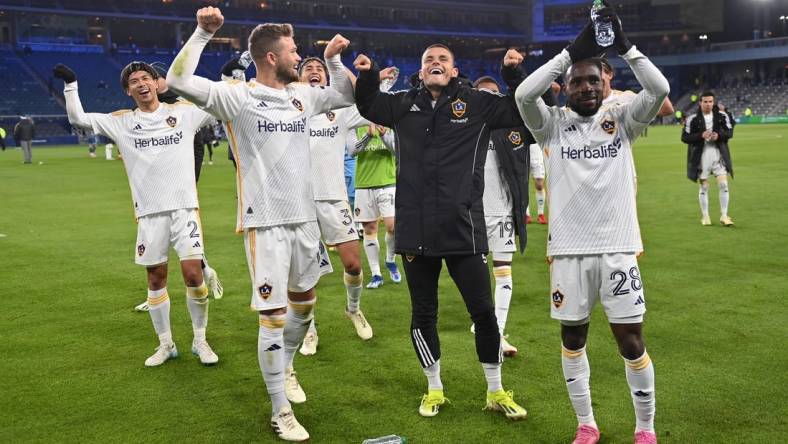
[1,124,786,443]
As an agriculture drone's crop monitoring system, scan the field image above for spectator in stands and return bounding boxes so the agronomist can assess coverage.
[13,116,35,164]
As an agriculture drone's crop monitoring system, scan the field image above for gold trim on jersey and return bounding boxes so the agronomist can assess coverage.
[225,121,245,232]
[249,229,257,280]
[111,109,132,116]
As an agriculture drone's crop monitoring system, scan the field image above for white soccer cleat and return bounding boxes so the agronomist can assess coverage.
[501,336,518,358]
[720,215,734,227]
[144,343,178,367]
[134,300,150,312]
[700,215,712,226]
[192,340,219,366]
[470,323,475,334]
[285,367,306,404]
[299,331,318,356]
[270,407,309,442]
[346,309,373,340]
[203,266,224,299]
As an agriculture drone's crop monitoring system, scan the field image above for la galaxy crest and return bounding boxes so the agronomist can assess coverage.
[509,131,522,145]
[166,116,177,127]
[601,120,616,135]
[326,111,336,122]
[451,98,467,118]
[292,98,304,112]
[258,280,273,300]
[551,289,564,308]
[137,243,146,257]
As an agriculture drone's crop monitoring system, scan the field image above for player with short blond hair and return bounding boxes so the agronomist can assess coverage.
[167,7,354,441]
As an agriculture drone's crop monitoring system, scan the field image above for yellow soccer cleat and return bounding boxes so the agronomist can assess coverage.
[419,389,449,417]
[484,389,528,420]
[720,215,734,227]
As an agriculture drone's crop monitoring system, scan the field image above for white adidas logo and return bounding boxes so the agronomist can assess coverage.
[409,104,420,112]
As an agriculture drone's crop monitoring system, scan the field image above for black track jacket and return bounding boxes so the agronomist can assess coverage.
[681,107,734,182]
[355,62,525,257]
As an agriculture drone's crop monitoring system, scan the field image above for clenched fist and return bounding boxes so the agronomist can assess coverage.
[354,55,372,72]
[503,49,524,68]
[324,34,350,59]
[197,6,224,33]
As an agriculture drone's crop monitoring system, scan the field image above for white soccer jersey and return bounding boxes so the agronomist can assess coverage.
[603,89,636,107]
[535,104,647,255]
[482,141,512,217]
[205,79,353,231]
[310,106,368,201]
[79,101,211,218]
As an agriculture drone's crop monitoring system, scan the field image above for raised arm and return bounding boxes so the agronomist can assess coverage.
[514,50,570,133]
[354,55,406,128]
[620,46,670,125]
[166,7,224,108]
[319,34,355,112]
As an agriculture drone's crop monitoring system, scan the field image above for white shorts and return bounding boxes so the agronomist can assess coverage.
[354,186,396,222]
[485,215,516,253]
[316,200,358,245]
[317,240,334,277]
[244,222,322,311]
[135,208,204,266]
[550,253,646,323]
[529,144,545,179]
[699,147,727,180]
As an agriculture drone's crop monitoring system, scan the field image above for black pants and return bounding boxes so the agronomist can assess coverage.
[402,254,501,367]
[194,142,205,182]
[205,142,214,161]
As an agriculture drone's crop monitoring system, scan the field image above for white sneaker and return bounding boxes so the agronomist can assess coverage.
[299,331,318,356]
[501,336,518,358]
[144,343,178,367]
[285,367,306,403]
[470,323,475,334]
[192,340,219,365]
[134,300,150,312]
[346,309,373,340]
[203,266,224,299]
[270,407,309,442]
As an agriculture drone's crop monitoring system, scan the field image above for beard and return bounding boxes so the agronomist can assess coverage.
[276,62,299,84]
[568,97,601,117]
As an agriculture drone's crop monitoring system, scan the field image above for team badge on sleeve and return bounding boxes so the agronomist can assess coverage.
[451,98,467,118]
[292,98,304,112]
[326,111,336,121]
[258,281,273,300]
[166,116,177,127]
[601,120,616,135]
[551,289,564,308]
[508,131,522,145]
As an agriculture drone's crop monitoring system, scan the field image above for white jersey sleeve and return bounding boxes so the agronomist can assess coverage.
[205,79,250,122]
[343,105,370,130]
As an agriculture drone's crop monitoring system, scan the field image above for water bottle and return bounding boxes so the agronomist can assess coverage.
[232,51,253,80]
[590,0,615,47]
[362,435,407,444]
[379,67,400,92]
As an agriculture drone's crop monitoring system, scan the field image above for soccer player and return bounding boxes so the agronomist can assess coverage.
[472,75,532,358]
[354,46,529,420]
[54,61,220,368]
[348,123,401,289]
[515,7,669,443]
[682,91,734,226]
[297,56,378,351]
[166,7,354,441]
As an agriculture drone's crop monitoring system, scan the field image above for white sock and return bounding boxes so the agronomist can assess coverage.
[186,282,209,342]
[284,297,316,369]
[482,362,503,392]
[536,189,546,215]
[384,231,396,263]
[147,288,172,345]
[364,234,381,276]
[699,183,709,217]
[718,181,730,217]
[562,346,596,427]
[258,315,289,415]
[307,318,317,335]
[493,266,513,334]
[625,351,656,433]
[344,271,363,313]
[525,204,531,218]
[423,360,443,390]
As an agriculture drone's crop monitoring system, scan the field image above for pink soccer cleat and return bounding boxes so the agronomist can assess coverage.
[634,430,657,444]
[572,424,600,444]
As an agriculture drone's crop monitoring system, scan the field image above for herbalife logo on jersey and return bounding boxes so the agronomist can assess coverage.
[561,137,621,160]
[133,131,183,149]
[258,117,307,133]
[310,126,339,138]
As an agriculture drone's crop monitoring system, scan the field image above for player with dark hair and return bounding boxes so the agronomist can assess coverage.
[54,60,221,369]
[354,44,529,420]
[682,90,735,226]
[167,7,355,441]
[516,4,669,443]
